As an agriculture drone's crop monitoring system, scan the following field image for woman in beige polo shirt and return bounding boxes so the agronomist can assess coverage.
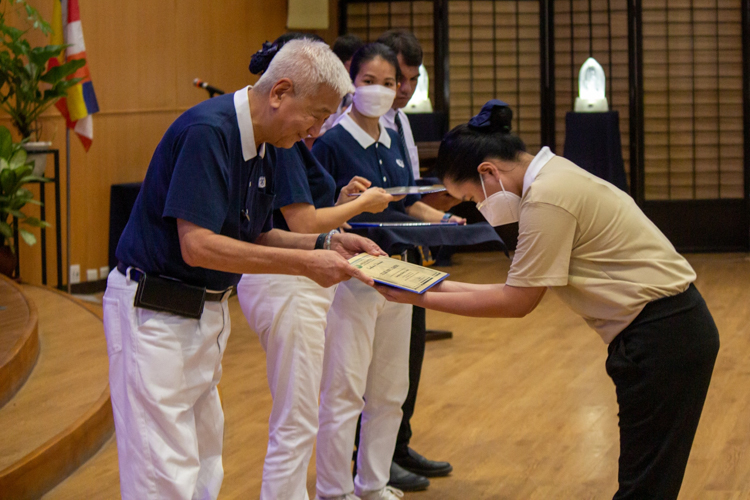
[375,100,720,500]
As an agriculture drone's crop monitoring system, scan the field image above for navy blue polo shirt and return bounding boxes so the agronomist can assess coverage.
[271,141,336,231]
[312,113,420,213]
[116,87,275,290]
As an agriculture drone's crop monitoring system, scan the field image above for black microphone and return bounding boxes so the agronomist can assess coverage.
[193,78,225,97]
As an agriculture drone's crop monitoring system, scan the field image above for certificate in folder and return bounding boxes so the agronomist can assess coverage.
[349,254,448,294]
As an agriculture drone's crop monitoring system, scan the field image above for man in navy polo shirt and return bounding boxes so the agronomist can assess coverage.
[102,39,383,500]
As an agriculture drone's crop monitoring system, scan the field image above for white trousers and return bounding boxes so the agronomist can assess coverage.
[102,269,230,500]
[237,274,338,500]
[316,278,412,498]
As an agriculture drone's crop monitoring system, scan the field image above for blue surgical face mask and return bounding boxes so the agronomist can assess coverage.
[476,173,521,226]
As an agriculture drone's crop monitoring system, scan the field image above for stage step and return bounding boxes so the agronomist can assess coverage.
[0,285,113,500]
[0,276,40,408]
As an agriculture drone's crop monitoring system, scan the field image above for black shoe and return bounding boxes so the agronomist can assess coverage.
[388,461,430,492]
[394,448,453,478]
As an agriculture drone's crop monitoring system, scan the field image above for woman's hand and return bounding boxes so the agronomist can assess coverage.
[445,214,467,225]
[356,187,394,213]
[373,284,422,305]
[336,176,372,205]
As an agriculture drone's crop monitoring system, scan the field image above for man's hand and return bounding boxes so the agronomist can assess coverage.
[304,250,375,287]
[329,232,386,259]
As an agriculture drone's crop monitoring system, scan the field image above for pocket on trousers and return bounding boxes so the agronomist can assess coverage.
[102,297,123,356]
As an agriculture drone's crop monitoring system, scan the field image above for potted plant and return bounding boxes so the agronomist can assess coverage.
[0,0,85,175]
[0,124,48,277]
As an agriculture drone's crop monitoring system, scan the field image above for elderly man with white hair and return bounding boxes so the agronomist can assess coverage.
[103,39,382,500]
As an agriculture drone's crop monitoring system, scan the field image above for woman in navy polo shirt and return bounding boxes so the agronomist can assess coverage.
[236,33,395,500]
[312,43,462,500]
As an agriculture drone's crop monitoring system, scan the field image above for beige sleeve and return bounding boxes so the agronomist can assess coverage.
[505,202,577,288]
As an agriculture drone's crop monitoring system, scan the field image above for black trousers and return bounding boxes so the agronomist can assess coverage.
[393,304,426,459]
[606,284,719,499]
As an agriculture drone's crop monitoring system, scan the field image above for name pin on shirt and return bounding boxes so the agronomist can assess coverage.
[259,176,266,189]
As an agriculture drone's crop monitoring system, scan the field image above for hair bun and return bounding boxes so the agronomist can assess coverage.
[489,106,513,134]
[249,41,279,75]
[468,99,513,134]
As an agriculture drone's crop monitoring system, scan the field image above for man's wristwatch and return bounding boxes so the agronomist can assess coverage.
[441,212,453,222]
[324,229,340,250]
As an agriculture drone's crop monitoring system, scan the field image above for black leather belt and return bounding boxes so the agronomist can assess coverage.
[117,262,231,302]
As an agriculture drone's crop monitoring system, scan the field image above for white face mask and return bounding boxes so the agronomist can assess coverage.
[476,173,521,227]
[352,85,396,118]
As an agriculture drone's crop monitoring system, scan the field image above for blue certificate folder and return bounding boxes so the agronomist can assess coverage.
[348,221,460,228]
[348,185,447,196]
[349,254,449,294]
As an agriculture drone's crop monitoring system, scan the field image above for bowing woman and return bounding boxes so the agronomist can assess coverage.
[376,100,720,500]
[237,33,394,500]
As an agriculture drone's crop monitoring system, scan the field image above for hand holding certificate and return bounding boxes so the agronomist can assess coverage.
[348,253,448,294]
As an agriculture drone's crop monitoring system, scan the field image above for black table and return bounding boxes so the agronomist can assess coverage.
[563,111,628,192]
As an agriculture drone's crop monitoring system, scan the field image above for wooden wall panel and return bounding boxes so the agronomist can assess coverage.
[345,1,437,110]
[448,1,542,154]
[642,0,744,200]
[5,1,289,286]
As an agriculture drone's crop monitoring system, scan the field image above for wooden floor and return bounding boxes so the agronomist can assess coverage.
[44,252,750,499]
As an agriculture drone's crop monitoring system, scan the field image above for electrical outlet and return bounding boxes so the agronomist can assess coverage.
[99,266,110,279]
[86,269,98,282]
[69,264,81,284]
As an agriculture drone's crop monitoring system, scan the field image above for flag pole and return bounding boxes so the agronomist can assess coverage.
[66,127,71,294]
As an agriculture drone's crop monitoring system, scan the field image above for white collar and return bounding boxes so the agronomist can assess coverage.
[233,86,265,161]
[338,109,392,149]
[522,146,555,196]
[381,107,398,126]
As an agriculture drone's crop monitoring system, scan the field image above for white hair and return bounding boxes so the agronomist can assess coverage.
[254,38,354,99]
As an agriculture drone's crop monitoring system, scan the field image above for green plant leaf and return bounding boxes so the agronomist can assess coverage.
[0,158,10,172]
[0,168,15,194]
[28,44,65,67]
[0,221,13,239]
[40,58,85,84]
[9,149,28,169]
[18,228,36,246]
[18,174,49,184]
[0,126,11,159]
[21,216,48,228]
[9,208,26,219]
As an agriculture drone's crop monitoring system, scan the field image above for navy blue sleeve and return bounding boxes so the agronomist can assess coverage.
[312,138,335,175]
[273,143,315,209]
[311,138,342,195]
[163,125,230,233]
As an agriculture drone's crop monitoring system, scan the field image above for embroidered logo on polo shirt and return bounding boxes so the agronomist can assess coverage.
[396,159,405,168]
[259,176,266,188]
